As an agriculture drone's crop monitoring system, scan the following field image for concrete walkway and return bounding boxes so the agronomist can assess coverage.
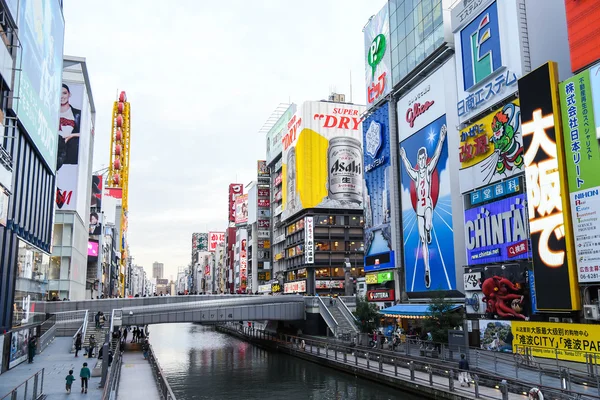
[116,348,160,400]
[0,337,103,399]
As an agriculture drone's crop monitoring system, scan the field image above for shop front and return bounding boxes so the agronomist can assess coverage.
[380,303,462,340]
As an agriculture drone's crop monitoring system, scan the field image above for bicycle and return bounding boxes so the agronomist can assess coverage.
[514,346,537,367]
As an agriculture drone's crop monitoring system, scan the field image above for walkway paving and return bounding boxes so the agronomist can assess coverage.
[116,347,160,400]
[0,337,103,399]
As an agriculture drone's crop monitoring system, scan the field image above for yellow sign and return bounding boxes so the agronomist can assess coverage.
[512,321,600,363]
[365,273,378,284]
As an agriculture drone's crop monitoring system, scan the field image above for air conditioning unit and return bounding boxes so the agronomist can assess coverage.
[548,317,560,323]
[584,305,600,320]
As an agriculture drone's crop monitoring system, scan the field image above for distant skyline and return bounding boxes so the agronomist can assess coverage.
[63,0,387,279]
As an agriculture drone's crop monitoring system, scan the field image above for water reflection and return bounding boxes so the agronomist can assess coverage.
[151,323,420,400]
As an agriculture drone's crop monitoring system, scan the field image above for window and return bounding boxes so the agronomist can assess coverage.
[316,241,330,251]
[53,224,63,247]
[433,1,443,27]
[297,268,307,279]
[62,224,73,247]
[331,241,344,251]
[346,241,364,252]
[335,216,345,226]
[349,216,364,227]
[316,216,329,225]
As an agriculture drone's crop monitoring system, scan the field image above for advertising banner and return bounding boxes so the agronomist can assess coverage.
[565,0,600,73]
[480,320,513,352]
[257,160,269,176]
[512,321,600,363]
[193,232,209,252]
[363,102,394,272]
[518,62,579,311]
[9,328,30,368]
[228,184,243,223]
[240,239,247,291]
[234,194,249,226]
[56,82,85,211]
[451,0,523,123]
[458,100,525,193]
[88,240,99,257]
[304,216,314,264]
[366,271,394,284]
[464,263,530,320]
[464,193,530,265]
[258,271,271,281]
[257,199,270,208]
[208,232,225,252]
[282,101,365,221]
[364,3,391,109]
[591,64,600,140]
[400,114,456,293]
[258,284,272,293]
[266,104,296,165]
[316,280,344,289]
[91,175,103,208]
[89,211,102,236]
[284,280,306,294]
[258,219,270,229]
[17,0,65,169]
[365,274,378,284]
[258,188,270,198]
[367,289,394,302]
[559,70,600,283]
[204,265,210,276]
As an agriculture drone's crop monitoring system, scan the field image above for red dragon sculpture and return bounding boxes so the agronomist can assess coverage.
[481,275,526,320]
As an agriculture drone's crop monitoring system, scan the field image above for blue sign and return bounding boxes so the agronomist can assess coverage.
[467,176,522,208]
[460,1,502,91]
[529,270,538,314]
[399,115,456,293]
[464,193,531,265]
[363,102,393,266]
[17,0,65,170]
[365,251,395,273]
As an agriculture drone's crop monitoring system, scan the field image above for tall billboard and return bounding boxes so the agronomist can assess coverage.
[235,194,248,226]
[17,0,65,169]
[208,232,225,252]
[565,0,600,73]
[228,183,243,223]
[398,61,456,294]
[458,100,525,193]
[451,0,524,123]
[266,104,296,165]
[281,101,366,221]
[91,175,103,209]
[56,82,85,211]
[364,3,392,110]
[518,62,580,311]
[559,69,600,283]
[363,102,394,272]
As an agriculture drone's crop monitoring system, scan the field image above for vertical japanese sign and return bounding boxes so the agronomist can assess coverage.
[559,70,600,283]
[518,62,580,311]
[364,3,391,109]
[208,232,225,252]
[305,216,314,264]
[228,184,243,223]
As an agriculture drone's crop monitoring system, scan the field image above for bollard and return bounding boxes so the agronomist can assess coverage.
[343,352,347,363]
[473,374,479,398]
[449,370,455,392]
[499,380,508,400]
[428,365,433,386]
[335,346,337,360]
[355,351,358,366]
[394,359,398,376]
[379,357,383,372]
[409,361,415,381]
[366,352,370,369]
[326,345,328,358]
[317,346,320,356]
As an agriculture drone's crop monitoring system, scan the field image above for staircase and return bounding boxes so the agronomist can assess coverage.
[82,326,108,356]
[325,301,360,337]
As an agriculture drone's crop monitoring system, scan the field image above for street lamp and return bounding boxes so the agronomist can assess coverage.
[344,257,352,297]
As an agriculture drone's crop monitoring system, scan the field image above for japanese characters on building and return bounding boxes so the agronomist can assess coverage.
[559,69,600,283]
[518,62,580,312]
[451,0,524,123]
[364,3,392,110]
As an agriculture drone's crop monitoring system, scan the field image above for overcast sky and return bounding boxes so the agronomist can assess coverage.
[63,0,386,279]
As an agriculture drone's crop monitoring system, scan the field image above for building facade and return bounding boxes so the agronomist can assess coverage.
[152,261,164,279]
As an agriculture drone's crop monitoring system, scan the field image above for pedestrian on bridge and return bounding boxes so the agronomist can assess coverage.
[94,311,101,328]
[27,335,37,363]
[75,333,82,357]
[458,354,471,387]
[123,327,128,342]
[79,362,91,394]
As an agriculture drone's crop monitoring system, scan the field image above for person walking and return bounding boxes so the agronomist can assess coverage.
[94,312,100,329]
[458,354,471,387]
[27,335,37,363]
[80,362,91,393]
[75,333,82,357]
[142,339,149,360]
[65,369,75,393]
[123,327,128,343]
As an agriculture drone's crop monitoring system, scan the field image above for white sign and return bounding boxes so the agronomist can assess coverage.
[463,272,482,291]
[284,280,306,294]
[316,280,344,289]
[452,0,524,123]
[305,216,314,264]
[208,231,225,252]
[396,63,451,141]
[258,284,272,293]
[571,187,600,283]
[257,230,270,239]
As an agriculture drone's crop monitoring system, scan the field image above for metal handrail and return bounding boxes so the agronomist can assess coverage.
[147,343,177,399]
[0,368,44,400]
[71,310,88,353]
[37,323,56,354]
[338,297,357,322]
[224,325,600,400]
[100,340,122,400]
[54,310,88,323]
[317,297,338,337]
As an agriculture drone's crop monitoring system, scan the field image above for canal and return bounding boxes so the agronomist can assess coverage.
[151,323,421,400]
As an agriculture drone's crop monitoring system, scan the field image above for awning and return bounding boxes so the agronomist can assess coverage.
[379,304,462,319]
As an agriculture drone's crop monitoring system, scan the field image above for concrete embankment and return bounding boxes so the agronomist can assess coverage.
[215,325,513,400]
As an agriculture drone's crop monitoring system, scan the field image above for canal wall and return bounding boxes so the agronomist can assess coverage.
[216,325,481,400]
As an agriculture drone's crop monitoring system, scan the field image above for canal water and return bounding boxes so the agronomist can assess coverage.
[151,323,420,400]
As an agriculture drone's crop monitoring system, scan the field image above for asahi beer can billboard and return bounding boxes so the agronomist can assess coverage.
[281,100,365,221]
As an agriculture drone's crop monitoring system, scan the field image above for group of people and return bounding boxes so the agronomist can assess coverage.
[65,363,91,394]
[94,311,106,328]
[74,333,97,358]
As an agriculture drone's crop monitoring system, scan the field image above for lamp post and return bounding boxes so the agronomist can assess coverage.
[344,257,352,297]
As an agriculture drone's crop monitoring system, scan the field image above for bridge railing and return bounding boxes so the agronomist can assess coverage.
[37,318,56,354]
[147,343,176,399]
[0,368,44,400]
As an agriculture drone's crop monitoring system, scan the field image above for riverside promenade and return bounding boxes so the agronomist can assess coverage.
[217,324,600,400]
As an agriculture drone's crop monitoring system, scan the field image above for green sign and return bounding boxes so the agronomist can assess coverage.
[377,271,393,284]
[559,70,600,192]
[368,33,386,79]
